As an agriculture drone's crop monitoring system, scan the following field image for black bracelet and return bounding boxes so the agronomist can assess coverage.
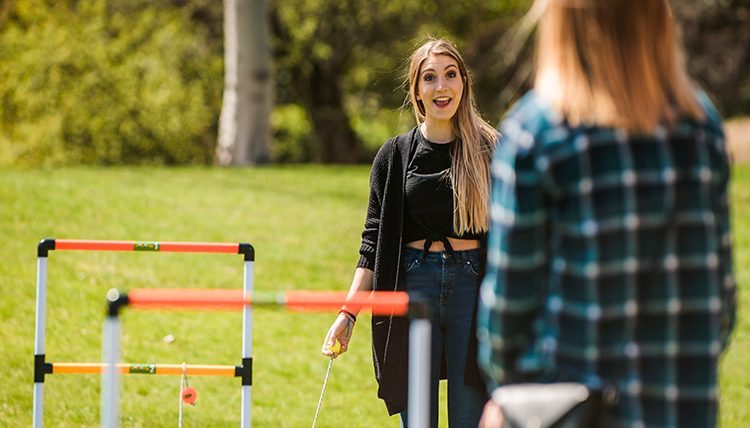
[339,309,357,323]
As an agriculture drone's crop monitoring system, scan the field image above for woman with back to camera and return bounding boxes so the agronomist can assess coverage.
[477,1,736,427]
[321,38,498,427]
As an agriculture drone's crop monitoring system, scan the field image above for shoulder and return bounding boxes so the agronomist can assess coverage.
[388,127,419,151]
[694,90,725,136]
[502,91,562,130]
[691,90,731,168]
[368,127,418,188]
[498,91,568,157]
[373,127,418,166]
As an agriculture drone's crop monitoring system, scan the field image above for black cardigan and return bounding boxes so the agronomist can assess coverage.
[357,126,486,415]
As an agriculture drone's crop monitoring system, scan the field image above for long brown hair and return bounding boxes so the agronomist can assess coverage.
[407,38,498,235]
[534,0,703,132]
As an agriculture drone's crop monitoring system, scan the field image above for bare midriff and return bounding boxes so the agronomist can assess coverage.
[405,237,481,252]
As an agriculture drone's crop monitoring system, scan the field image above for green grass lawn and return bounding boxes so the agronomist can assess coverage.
[1,165,749,427]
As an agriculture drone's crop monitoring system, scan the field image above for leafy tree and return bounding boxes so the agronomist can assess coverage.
[268,0,529,163]
[269,0,389,163]
[0,0,222,166]
[1,0,746,166]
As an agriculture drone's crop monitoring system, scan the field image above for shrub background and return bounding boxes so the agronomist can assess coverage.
[0,1,222,166]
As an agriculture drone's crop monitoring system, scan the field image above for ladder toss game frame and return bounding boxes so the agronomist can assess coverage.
[33,239,255,428]
[32,239,433,428]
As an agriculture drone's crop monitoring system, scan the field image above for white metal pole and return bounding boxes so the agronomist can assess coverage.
[408,318,431,428]
[33,383,44,428]
[101,314,121,428]
[33,256,48,428]
[241,260,253,428]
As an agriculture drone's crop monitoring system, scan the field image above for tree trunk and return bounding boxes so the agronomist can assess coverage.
[301,63,363,164]
[268,4,365,164]
[216,0,272,165]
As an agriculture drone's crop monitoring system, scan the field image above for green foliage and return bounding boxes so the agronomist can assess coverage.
[3,0,744,166]
[0,0,530,166]
[268,0,532,162]
[270,104,318,163]
[348,102,414,156]
[0,0,223,166]
[271,101,412,163]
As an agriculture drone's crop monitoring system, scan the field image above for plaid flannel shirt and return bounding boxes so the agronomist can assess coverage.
[477,91,736,428]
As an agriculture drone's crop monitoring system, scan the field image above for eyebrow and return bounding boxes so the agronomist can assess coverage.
[421,64,459,75]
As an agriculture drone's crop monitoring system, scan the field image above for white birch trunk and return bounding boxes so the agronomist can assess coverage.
[216,0,272,165]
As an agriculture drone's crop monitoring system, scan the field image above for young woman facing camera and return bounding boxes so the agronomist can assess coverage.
[322,38,498,427]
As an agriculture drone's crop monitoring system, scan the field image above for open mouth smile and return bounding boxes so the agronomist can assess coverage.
[434,97,452,108]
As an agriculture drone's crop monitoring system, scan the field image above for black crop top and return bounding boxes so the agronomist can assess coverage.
[403,129,483,259]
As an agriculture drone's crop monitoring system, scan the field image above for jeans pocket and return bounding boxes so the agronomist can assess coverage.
[403,258,421,274]
[463,259,480,276]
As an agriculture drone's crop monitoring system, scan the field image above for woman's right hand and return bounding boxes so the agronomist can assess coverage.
[322,267,371,358]
[321,313,355,358]
[478,399,505,428]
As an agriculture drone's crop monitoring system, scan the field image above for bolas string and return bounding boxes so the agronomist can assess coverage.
[311,356,334,428]
[312,320,349,428]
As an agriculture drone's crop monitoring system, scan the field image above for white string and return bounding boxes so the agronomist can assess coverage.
[179,362,186,428]
[311,356,333,428]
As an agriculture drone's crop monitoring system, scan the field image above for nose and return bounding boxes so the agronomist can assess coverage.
[436,76,447,91]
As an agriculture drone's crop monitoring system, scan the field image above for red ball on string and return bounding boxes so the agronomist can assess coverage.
[181,386,197,405]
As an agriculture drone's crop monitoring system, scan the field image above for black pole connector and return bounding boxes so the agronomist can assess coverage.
[238,243,255,262]
[38,239,56,257]
[234,357,252,386]
[34,354,53,383]
[407,291,432,320]
[107,290,130,317]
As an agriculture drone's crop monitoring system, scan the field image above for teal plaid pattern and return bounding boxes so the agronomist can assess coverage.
[477,91,736,428]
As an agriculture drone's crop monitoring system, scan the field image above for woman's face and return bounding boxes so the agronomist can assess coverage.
[416,54,464,127]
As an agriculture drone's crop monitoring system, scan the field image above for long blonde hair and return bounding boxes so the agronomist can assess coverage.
[534,0,704,132]
[408,38,498,235]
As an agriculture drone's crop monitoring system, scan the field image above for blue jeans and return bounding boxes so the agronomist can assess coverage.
[399,247,486,428]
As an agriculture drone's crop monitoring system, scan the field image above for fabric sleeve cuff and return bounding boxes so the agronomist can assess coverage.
[357,253,375,270]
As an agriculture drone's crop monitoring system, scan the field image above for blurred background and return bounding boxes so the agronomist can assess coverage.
[0,0,748,166]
